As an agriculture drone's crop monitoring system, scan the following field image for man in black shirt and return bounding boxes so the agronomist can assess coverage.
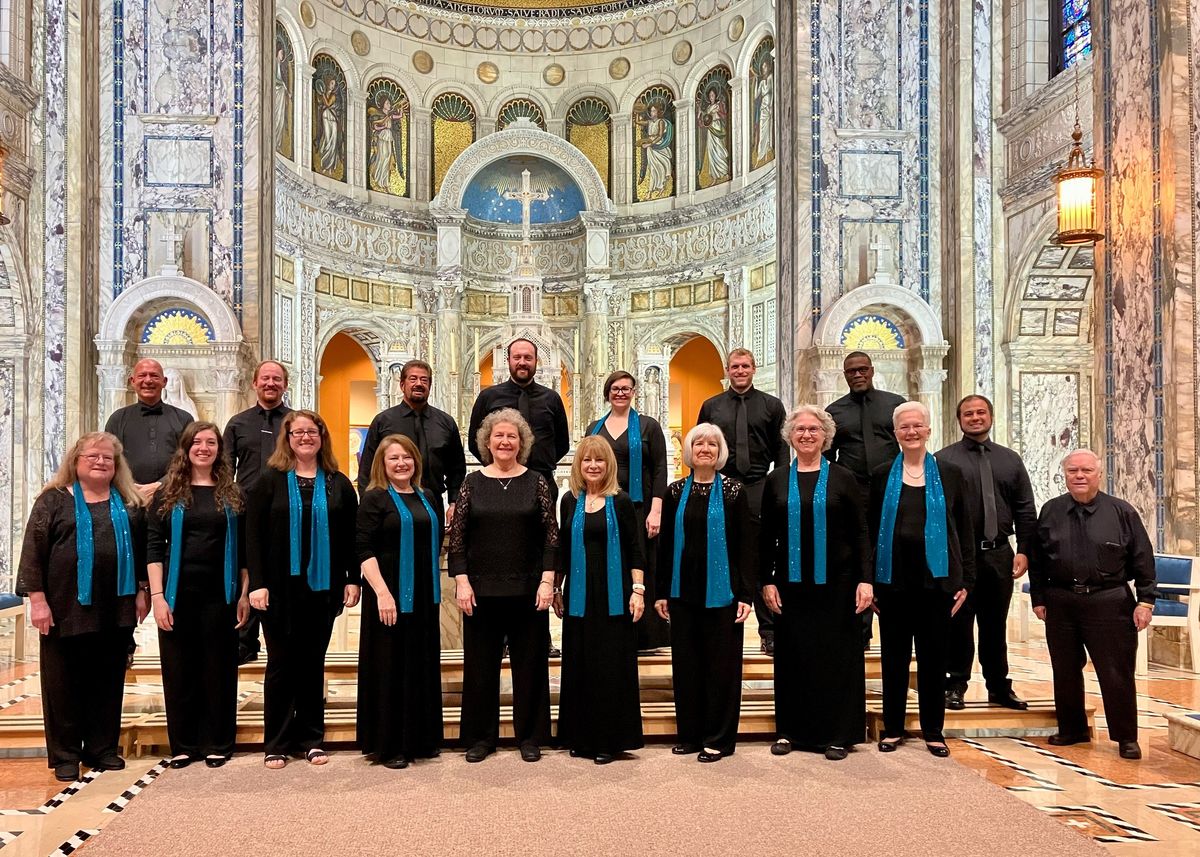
[825,351,906,648]
[936,395,1037,711]
[696,348,787,653]
[104,358,193,501]
[1030,449,1156,759]
[357,359,466,515]
[223,359,291,664]
[467,338,569,502]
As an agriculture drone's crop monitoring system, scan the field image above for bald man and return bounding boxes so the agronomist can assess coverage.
[1029,450,1157,760]
[104,358,194,501]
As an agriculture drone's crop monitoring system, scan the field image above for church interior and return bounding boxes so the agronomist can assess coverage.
[0,0,1196,853]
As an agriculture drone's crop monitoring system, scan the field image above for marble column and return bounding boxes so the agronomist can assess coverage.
[611,114,632,206]
[212,345,245,426]
[294,258,320,410]
[675,97,694,201]
[911,359,949,450]
[730,76,747,192]
[582,279,614,421]
[94,339,135,422]
[412,107,432,202]
[434,280,465,424]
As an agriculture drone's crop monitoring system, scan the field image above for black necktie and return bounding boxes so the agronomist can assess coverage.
[413,410,429,465]
[517,387,533,425]
[977,445,998,542]
[261,409,277,462]
[734,395,751,475]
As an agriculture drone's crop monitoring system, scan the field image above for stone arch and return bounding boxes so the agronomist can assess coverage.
[814,284,946,348]
[274,10,306,70]
[736,22,777,80]
[98,274,241,343]
[306,40,362,92]
[681,53,739,102]
[484,86,554,126]
[421,80,485,115]
[617,70,684,116]
[550,86,617,123]
[358,63,424,107]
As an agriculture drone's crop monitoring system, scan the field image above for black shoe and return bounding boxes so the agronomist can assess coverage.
[760,635,775,657]
[92,753,126,771]
[53,762,80,783]
[987,691,1029,710]
[672,743,700,755]
[593,753,615,765]
[168,755,193,769]
[568,749,589,759]
[877,737,904,752]
[825,746,848,761]
[126,651,135,670]
[944,689,966,710]
[204,756,228,769]
[697,749,726,763]
[770,740,792,756]
[465,743,493,763]
[519,744,542,763]
[1118,741,1142,760]
[548,645,562,659]
[1047,733,1091,747]
[383,756,410,769]
[237,649,259,666]
[926,742,950,758]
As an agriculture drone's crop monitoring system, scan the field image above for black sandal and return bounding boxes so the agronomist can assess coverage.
[264,754,287,769]
[305,748,329,765]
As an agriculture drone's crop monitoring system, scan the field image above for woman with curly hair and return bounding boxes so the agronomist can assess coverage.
[146,422,250,769]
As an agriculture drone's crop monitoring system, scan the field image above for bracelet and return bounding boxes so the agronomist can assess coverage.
[150,591,164,597]
[631,591,644,598]
[631,583,646,592]
[538,580,553,588]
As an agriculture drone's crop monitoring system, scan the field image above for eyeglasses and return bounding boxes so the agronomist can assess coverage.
[896,424,928,434]
[792,427,824,435]
[609,387,634,396]
[844,367,872,376]
[80,453,115,463]
[289,429,320,438]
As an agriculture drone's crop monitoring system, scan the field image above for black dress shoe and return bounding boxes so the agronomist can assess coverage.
[465,743,493,763]
[944,689,966,710]
[237,649,259,666]
[1047,733,1091,747]
[519,744,542,763]
[877,737,904,752]
[593,753,615,765]
[168,755,193,769]
[93,754,126,771]
[1118,741,1142,760]
[204,756,228,769]
[770,740,792,756]
[548,645,562,659]
[568,749,589,759]
[926,743,950,758]
[760,635,775,657]
[672,743,700,755]
[383,756,410,769]
[824,746,848,761]
[53,762,80,783]
[987,691,1029,710]
[697,749,725,763]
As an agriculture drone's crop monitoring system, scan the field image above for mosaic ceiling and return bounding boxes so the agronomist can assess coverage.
[414,1,664,18]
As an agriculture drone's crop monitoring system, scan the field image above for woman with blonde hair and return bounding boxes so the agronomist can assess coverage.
[246,409,360,769]
[146,422,250,769]
[447,408,558,763]
[553,436,646,764]
[17,432,149,782]
[355,434,444,769]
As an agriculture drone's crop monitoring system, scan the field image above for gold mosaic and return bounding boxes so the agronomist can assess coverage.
[630,277,726,313]
[543,64,565,86]
[477,62,500,84]
[566,97,611,195]
[431,93,476,197]
[316,272,413,309]
[366,78,411,198]
[413,51,434,74]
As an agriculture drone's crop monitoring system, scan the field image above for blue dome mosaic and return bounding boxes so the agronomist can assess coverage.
[462,156,586,226]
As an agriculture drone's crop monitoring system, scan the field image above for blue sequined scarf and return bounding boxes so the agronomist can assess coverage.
[73,482,136,606]
[166,501,238,610]
[386,486,442,613]
[590,410,643,503]
[671,475,733,608]
[288,468,331,591]
[567,493,624,617]
[787,457,830,583]
[874,453,949,584]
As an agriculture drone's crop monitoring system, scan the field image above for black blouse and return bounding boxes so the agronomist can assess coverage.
[16,488,147,638]
[355,487,445,597]
[656,477,754,606]
[447,470,559,598]
[585,413,669,505]
[557,491,646,616]
[246,468,360,613]
[146,486,246,603]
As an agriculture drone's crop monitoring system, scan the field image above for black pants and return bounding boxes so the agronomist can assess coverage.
[261,609,334,756]
[39,627,129,768]
[669,599,744,754]
[947,551,1015,694]
[159,596,239,758]
[1043,585,1139,742]
[879,588,953,742]
[742,479,772,639]
[460,595,550,749]
[238,610,262,659]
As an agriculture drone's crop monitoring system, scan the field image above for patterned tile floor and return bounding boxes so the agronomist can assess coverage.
[0,617,1193,855]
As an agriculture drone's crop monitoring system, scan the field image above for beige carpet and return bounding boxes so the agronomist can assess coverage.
[82,744,1105,857]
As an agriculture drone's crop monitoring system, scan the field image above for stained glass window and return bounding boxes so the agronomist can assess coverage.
[1054,0,1091,75]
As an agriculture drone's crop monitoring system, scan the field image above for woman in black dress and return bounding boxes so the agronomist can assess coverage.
[16,431,149,782]
[147,422,250,769]
[760,405,872,760]
[448,408,558,763]
[870,400,975,758]
[585,370,669,651]
[356,434,444,769]
[247,409,360,769]
[655,423,753,763]
[554,436,646,764]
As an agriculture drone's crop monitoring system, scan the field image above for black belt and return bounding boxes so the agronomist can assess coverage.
[979,539,1004,551]
[1059,582,1124,595]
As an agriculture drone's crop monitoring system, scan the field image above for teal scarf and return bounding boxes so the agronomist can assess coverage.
[288,468,331,591]
[590,410,643,503]
[73,482,136,605]
[567,493,624,617]
[386,486,442,613]
[874,453,950,584]
[671,474,733,607]
[787,457,830,583]
[166,500,238,610]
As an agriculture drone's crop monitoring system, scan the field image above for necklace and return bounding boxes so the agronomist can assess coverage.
[903,464,925,480]
[497,477,516,491]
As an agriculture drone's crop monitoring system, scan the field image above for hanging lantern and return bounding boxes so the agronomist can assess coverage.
[1053,122,1103,245]
[0,145,10,227]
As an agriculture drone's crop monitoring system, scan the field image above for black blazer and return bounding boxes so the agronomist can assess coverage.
[868,457,976,593]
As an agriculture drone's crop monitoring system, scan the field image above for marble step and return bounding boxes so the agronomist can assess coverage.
[1164,711,1200,759]
[865,698,1088,739]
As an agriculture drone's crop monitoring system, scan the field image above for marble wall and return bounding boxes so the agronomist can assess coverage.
[1017,370,1080,505]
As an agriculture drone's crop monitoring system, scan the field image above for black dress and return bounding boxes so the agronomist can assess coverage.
[656,477,753,754]
[16,488,147,769]
[246,467,359,756]
[760,464,871,750]
[147,487,244,759]
[556,491,646,757]
[355,488,444,763]
[586,414,670,650]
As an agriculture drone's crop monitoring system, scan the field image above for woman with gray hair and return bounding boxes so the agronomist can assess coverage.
[447,408,559,764]
[869,400,975,758]
[760,405,873,760]
[654,423,753,762]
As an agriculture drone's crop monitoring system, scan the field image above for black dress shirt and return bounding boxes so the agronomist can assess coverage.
[104,401,194,485]
[825,389,907,482]
[1029,491,1156,608]
[935,436,1038,558]
[696,386,788,484]
[467,380,570,481]
[223,403,292,489]
[356,402,466,502]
